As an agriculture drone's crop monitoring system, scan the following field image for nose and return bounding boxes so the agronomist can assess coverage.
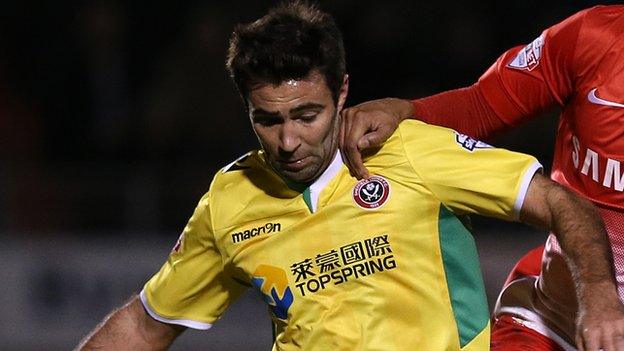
[279,120,301,154]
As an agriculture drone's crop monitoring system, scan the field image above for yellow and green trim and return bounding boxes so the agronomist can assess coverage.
[438,206,489,347]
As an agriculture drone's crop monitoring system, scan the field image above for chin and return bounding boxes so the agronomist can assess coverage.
[284,173,314,184]
[281,168,320,185]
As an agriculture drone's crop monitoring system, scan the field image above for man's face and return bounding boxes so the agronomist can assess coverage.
[248,71,348,184]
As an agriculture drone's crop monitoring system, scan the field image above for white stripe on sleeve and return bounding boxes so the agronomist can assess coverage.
[513,161,543,220]
[139,289,213,330]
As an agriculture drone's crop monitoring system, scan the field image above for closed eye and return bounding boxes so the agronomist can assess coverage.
[296,112,318,122]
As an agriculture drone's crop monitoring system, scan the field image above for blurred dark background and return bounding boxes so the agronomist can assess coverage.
[0,1,613,349]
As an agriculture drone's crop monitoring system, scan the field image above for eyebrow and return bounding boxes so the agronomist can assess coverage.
[251,108,280,117]
[289,103,325,114]
[251,102,325,118]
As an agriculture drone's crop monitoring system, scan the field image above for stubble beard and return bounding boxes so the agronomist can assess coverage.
[272,111,341,185]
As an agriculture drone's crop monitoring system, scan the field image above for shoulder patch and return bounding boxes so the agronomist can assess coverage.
[454,132,492,152]
[507,34,544,71]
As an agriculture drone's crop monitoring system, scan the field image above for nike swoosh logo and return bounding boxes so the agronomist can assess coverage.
[587,88,624,108]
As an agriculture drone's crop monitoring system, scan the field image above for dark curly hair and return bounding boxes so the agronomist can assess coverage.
[226,1,346,105]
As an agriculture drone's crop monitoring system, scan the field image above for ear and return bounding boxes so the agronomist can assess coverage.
[337,74,349,112]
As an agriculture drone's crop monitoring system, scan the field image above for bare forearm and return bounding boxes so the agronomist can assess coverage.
[523,177,618,307]
[549,190,618,306]
[521,174,624,348]
[76,296,182,351]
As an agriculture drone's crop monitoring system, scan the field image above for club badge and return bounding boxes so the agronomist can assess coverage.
[353,176,391,210]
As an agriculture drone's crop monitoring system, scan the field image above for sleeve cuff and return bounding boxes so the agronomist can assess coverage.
[513,161,543,219]
[139,289,213,330]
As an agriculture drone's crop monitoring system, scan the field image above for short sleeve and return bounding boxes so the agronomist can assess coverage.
[399,121,542,220]
[477,8,586,125]
[140,191,247,329]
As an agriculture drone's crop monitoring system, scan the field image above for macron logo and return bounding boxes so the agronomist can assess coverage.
[231,222,281,243]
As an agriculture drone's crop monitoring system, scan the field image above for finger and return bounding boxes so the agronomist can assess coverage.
[344,111,369,151]
[617,323,624,350]
[358,126,392,150]
[346,117,375,179]
[606,322,624,351]
[339,107,353,150]
[343,109,366,178]
[349,147,367,180]
[616,335,624,351]
[339,109,354,173]
[576,332,585,351]
[583,329,602,351]
[602,327,615,351]
[341,110,357,177]
[343,138,367,179]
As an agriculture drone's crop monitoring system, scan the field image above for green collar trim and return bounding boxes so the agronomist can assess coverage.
[302,188,313,212]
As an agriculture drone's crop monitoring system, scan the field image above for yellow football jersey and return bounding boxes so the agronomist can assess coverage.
[141,120,542,350]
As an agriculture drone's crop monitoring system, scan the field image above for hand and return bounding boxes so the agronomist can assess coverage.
[339,98,413,179]
[576,302,624,351]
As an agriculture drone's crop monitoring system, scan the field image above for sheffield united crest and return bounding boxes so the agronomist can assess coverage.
[353,176,391,210]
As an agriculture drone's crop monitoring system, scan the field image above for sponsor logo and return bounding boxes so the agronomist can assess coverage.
[571,135,624,192]
[252,265,294,320]
[587,88,624,108]
[250,234,396,318]
[290,234,396,296]
[455,132,492,152]
[353,176,390,210]
[507,34,544,71]
[231,222,281,243]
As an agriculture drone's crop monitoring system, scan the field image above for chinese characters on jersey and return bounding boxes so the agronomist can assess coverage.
[290,234,396,296]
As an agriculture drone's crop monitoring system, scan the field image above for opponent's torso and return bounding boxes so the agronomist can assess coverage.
[537,12,624,343]
[482,7,624,349]
[551,10,624,210]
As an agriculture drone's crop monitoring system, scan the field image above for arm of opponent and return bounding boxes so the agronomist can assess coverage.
[340,87,502,179]
[340,8,587,179]
[520,173,624,351]
[75,295,185,350]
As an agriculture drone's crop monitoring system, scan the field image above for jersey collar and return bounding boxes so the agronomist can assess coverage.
[303,151,343,213]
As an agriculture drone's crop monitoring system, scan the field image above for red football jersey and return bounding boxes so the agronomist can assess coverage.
[471,7,624,345]
[479,5,624,210]
[411,10,624,342]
